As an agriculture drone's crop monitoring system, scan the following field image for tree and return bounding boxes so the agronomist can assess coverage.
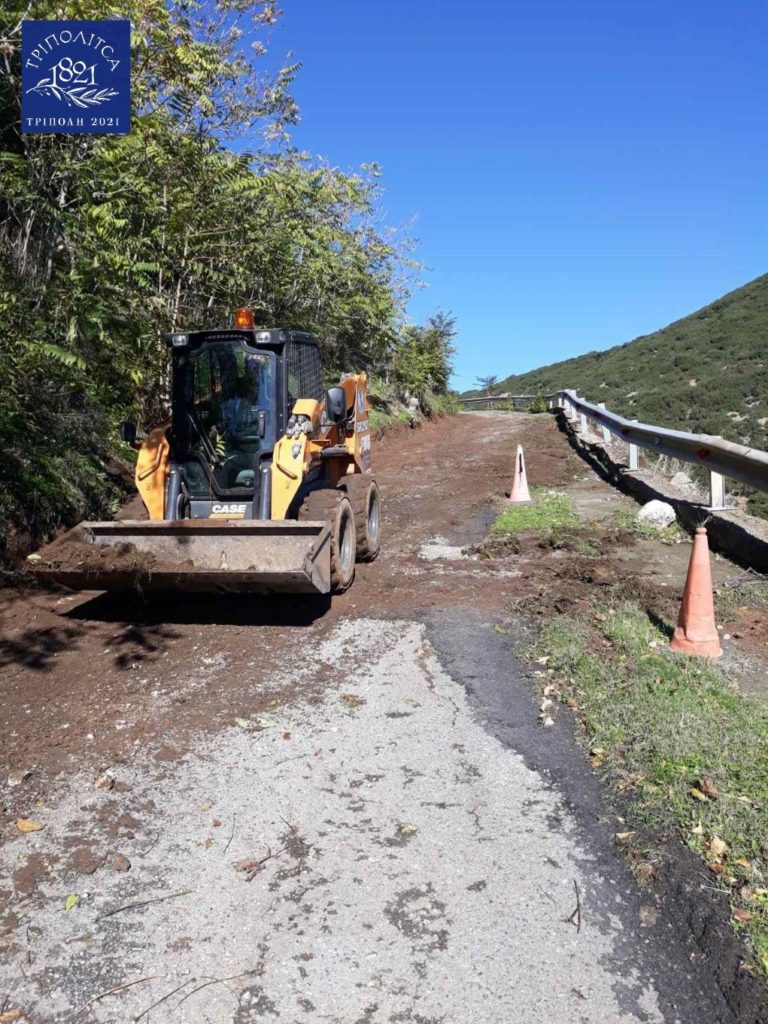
[0,0,448,554]
[475,375,499,394]
[394,313,456,401]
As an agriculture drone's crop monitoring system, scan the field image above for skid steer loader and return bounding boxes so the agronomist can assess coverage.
[31,309,381,595]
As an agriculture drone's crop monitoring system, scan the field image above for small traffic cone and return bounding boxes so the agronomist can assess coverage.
[505,445,532,505]
[669,527,723,658]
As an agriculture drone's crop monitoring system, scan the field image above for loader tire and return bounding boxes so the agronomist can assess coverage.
[340,477,381,562]
[299,489,357,592]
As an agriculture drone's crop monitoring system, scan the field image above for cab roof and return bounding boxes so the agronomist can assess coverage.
[164,328,318,349]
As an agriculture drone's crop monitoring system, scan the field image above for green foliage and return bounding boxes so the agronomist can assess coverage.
[466,275,768,450]
[425,391,461,417]
[528,396,547,413]
[540,603,768,974]
[0,0,455,555]
[475,374,499,393]
[393,313,457,403]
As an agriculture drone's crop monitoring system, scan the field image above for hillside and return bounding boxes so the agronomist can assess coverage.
[471,274,768,447]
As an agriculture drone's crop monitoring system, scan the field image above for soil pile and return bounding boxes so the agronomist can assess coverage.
[32,532,191,576]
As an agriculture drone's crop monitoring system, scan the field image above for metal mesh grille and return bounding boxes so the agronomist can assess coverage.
[286,340,323,406]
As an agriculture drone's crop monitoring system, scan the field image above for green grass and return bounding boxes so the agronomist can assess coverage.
[716,576,768,618]
[492,489,578,537]
[539,603,768,974]
[610,506,686,542]
[551,532,600,555]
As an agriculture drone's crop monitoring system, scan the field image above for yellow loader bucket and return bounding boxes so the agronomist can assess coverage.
[30,520,332,595]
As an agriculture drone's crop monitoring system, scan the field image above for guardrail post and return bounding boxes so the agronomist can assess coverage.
[597,403,611,444]
[709,471,726,511]
[627,420,639,470]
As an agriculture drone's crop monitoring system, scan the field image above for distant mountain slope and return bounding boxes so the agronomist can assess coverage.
[470,274,768,447]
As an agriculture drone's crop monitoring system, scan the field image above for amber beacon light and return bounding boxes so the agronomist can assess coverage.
[234,307,255,329]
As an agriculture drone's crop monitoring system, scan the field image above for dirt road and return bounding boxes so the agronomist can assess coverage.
[0,413,756,1022]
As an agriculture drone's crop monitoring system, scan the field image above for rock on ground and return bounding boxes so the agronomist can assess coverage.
[637,499,677,528]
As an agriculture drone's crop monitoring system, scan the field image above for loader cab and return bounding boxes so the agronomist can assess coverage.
[165,325,323,520]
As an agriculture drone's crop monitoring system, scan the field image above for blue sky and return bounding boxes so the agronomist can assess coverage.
[266,0,766,390]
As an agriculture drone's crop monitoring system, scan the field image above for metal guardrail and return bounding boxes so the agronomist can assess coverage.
[460,394,536,410]
[549,389,768,510]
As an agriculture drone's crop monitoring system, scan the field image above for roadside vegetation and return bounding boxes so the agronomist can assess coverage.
[465,274,768,446]
[485,490,768,973]
[538,603,768,975]
[485,491,684,556]
[464,274,768,515]
[0,0,456,559]
[492,490,578,537]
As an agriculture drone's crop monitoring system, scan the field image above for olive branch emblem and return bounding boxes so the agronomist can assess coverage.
[26,78,119,108]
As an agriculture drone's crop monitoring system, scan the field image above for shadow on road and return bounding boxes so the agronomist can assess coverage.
[64,590,332,628]
[0,623,85,670]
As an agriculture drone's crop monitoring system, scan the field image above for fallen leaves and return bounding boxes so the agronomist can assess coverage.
[634,862,655,886]
[695,778,719,800]
[16,818,43,834]
[65,894,79,911]
[538,698,555,727]
[235,715,273,730]
[235,850,275,882]
[0,1010,24,1022]
[732,907,754,923]
[616,771,645,793]
[704,835,730,876]
[708,835,729,861]
[397,822,418,837]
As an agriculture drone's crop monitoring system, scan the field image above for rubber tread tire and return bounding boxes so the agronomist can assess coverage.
[339,476,381,562]
[298,489,357,592]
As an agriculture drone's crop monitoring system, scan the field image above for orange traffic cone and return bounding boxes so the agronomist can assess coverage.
[505,445,532,505]
[669,528,723,658]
